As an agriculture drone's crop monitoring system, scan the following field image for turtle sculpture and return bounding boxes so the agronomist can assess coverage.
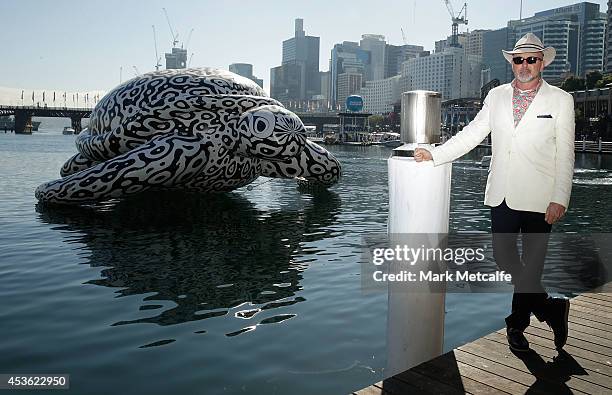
[35,68,341,204]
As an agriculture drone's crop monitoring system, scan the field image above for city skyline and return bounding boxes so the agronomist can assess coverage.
[0,0,608,99]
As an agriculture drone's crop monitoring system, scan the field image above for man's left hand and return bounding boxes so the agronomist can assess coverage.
[545,202,566,225]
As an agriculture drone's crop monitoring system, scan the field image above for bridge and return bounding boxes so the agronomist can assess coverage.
[0,105,92,133]
[0,105,342,134]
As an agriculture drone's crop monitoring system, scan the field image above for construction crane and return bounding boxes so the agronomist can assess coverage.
[152,25,162,71]
[162,7,179,47]
[183,28,194,50]
[401,27,408,45]
[132,66,140,76]
[188,53,194,68]
[443,0,468,47]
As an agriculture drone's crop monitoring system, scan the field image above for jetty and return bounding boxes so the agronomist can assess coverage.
[354,282,612,395]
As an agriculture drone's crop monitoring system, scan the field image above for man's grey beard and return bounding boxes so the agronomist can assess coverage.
[516,69,539,83]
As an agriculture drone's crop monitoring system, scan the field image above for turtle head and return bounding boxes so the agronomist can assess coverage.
[235,105,307,161]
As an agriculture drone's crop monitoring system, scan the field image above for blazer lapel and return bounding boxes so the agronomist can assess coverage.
[505,84,514,130]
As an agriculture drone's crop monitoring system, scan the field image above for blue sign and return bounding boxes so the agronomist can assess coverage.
[345,95,364,112]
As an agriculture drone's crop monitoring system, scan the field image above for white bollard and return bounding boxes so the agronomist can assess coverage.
[386,90,452,376]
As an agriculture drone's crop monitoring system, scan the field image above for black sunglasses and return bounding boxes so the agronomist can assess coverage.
[513,56,543,65]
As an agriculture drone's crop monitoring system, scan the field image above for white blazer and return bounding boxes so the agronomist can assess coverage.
[430,80,575,214]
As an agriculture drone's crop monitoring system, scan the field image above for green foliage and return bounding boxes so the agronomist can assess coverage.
[595,74,612,88]
[368,114,384,128]
[560,76,585,92]
[586,71,603,89]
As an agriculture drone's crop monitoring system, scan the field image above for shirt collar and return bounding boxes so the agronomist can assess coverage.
[511,78,543,94]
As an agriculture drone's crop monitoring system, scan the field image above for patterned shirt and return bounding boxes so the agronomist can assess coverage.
[511,78,542,127]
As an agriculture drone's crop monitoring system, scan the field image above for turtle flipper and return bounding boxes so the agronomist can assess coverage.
[36,132,212,204]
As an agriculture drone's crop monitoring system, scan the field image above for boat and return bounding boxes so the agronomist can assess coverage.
[63,126,76,135]
[370,132,402,148]
[323,134,338,145]
[381,139,402,148]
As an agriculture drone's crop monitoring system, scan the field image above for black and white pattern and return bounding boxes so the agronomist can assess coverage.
[35,68,341,204]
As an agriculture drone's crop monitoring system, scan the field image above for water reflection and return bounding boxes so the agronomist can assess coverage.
[36,190,341,331]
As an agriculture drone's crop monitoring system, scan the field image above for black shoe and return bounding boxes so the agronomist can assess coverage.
[547,298,570,350]
[506,328,530,352]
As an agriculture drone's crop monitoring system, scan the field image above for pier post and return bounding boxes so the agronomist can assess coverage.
[386,91,451,376]
[14,110,33,134]
[70,116,82,133]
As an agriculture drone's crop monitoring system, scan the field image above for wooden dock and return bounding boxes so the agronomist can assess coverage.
[354,283,612,395]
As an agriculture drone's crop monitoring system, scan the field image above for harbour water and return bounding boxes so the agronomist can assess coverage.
[1,131,612,394]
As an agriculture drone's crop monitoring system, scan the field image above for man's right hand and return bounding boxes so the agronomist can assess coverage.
[414,148,433,162]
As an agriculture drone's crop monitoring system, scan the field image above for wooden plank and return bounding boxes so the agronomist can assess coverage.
[487,332,612,368]
[453,349,566,395]
[529,316,612,341]
[570,301,612,319]
[578,294,612,307]
[568,312,612,333]
[373,377,424,395]
[580,293,612,303]
[483,333,612,378]
[522,325,612,354]
[572,298,612,314]
[354,384,389,395]
[411,352,510,395]
[570,308,612,327]
[394,366,467,394]
[459,337,612,392]
[573,296,612,310]
[452,359,532,395]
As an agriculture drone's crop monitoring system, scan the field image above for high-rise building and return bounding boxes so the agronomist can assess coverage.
[330,41,370,108]
[400,46,482,100]
[319,71,330,102]
[605,0,612,72]
[337,72,363,110]
[482,27,512,84]
[507,2,606,80]
[360,34,387,81]
[606,1,612,72]
[435,30,489,57]
[271,18,320,105]
[165,47,187,69]
[360,75,401,114]
[435,33,467,53]
[270,63,302,105]
[384,44,426,78]
[464,30,489,57]
[229,63,263,88]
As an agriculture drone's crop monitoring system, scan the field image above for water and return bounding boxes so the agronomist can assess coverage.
[1,132,611,394]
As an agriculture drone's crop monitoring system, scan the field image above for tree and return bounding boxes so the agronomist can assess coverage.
[368,114,384,129]
[586,71,603,89]
[560,76,585,92]
[595,74,612,88]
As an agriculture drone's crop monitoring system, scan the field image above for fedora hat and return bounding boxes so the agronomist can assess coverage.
[502,33,556,67]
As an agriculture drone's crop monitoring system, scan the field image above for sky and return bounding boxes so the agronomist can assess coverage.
[0,0,608,102]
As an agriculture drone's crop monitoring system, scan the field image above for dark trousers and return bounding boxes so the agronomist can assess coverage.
[491,200,553,331]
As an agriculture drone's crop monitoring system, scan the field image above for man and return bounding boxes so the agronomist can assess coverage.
[414,33,575,352]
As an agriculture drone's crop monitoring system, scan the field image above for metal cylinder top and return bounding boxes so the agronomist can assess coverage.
[400,90,442,144]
